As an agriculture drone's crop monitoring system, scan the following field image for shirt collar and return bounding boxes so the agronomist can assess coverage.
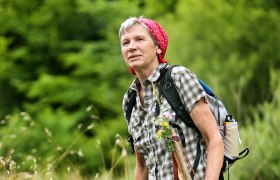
[147,63,167,83]
[129,63,168,91]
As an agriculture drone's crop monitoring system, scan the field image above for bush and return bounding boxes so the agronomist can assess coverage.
[229,69,280,179]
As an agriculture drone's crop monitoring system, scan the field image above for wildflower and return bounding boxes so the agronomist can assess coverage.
[157,130,163,139]
[165,111,173,119]
[154,111,174,151]
[163,122,169,127]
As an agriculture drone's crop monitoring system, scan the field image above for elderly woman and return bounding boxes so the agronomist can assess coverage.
[119,16,224,180]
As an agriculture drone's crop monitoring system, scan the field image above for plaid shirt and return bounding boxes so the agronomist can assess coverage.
[123,63,207,179]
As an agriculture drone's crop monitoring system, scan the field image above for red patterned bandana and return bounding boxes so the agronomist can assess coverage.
[129,17,168,75]
[137,17,168,63]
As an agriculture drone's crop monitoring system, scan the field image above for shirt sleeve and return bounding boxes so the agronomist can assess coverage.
[171,66,206,113]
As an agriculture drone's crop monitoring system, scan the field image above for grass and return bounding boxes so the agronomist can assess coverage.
[0,114,134,180]
[0,110,134,180]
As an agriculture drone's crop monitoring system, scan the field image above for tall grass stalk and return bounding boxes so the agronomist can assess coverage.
[94,134,133,180]
[108,134,129,180]
[95,139,106,173]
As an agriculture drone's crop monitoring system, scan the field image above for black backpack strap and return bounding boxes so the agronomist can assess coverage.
[127,135,135,154]
[238,148,250,159]
[190,136,202,179]
[125,90,137,122]
[159,65,203,176]
[125,90,137,154]
[224,148,250,168]
[159,66,195,128]
[169,120,186,148]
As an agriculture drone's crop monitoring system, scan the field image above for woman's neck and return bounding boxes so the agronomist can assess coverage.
[135,62,159,84]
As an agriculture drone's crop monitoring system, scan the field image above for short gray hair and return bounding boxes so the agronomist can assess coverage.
[118,17,140,38]
[118,16,157,45]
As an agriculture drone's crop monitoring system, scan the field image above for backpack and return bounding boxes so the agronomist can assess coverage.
[125,65,249,176]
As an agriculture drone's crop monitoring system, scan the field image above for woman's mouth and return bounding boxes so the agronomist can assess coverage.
[128,54,141,61]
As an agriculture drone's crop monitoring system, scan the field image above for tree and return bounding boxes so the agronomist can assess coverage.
[164,0,280,120]
[0,0,180,176]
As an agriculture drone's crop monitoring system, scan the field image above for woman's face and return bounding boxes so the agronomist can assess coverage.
[120,23,161,73]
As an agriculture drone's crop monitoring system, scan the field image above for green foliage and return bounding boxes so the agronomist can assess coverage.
[0,0,280,178]
[0,0,136,176]
[136,0,178,17]
[0,108,129,177]
[229,69,280,179]
[164,0,280,120]
[0,111,131,179]
[0,110,86,173]
[0,0,144,117]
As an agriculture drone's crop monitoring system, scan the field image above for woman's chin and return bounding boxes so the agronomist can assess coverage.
[129,62,143,70]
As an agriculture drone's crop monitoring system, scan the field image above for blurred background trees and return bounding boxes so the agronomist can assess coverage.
[0,0,279,179]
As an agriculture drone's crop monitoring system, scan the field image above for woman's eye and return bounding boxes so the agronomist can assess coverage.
[122,41,129,46]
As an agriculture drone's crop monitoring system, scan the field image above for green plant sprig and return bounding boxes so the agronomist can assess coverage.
[154,114,174,151]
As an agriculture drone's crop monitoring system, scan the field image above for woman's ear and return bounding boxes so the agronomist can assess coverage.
[156,48,162,55]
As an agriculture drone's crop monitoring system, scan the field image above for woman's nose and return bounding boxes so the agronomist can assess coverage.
[128,41,137,51]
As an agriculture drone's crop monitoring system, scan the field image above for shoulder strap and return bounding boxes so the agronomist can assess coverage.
[160,65,202,176]
[125,90,137,122]
[125,90,137,154]
[159,65,195,127]
[160,66,218,125]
